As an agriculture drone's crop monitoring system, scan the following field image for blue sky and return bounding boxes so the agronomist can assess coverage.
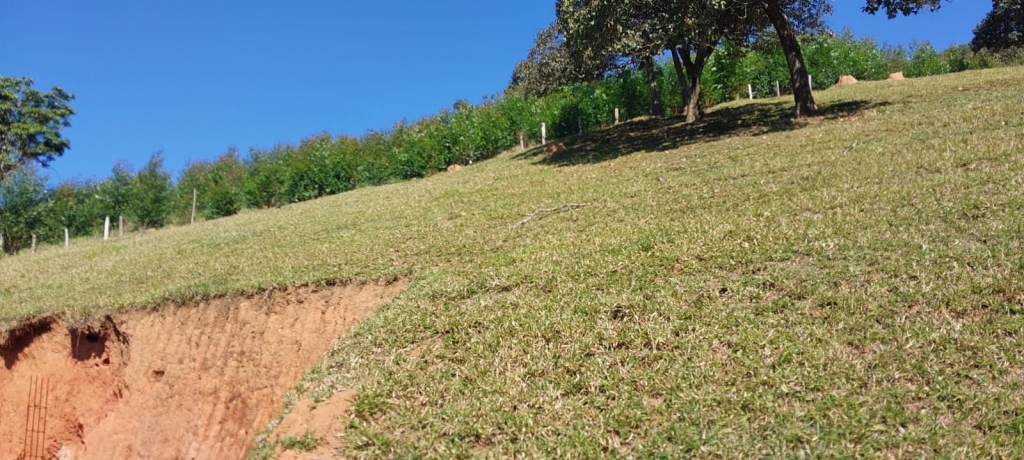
[2,1,992,184]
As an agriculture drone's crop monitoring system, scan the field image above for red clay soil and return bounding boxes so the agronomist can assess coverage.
[0,282,405,460]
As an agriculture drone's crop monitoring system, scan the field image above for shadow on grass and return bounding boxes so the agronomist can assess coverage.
[515,99,889,166]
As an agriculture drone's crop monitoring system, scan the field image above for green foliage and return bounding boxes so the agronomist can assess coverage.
[97,162,135,219]
[972,0,1024,52]
[43,179,103,241]
[803,31,889,85]
[905,41,951,77]
[508,23,616,97]
[0,76,75,180]
[0,165,47,253]
[130,152,174,228]
[277,432,319,453]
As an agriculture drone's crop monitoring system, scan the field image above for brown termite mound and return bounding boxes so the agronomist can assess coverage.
[0,281,406,460]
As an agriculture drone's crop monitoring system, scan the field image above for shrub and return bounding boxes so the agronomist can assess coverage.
[0,166,48,254]
[905,41,950,78]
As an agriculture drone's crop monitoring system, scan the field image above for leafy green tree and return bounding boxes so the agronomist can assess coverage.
[97,161,135,219]
[205,148,247,218]
[972,0,1024,52]
[130,152,174,228]
[44,179,103,239]
[509,23,619,97]
[905,41,951,77]
[0,165,47,253]
[0,77,75,180]
[176,159,214,222]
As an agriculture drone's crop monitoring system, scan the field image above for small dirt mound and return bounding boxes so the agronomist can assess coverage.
[888,72,906,81]
[0,282,405,460]
[838,75,858,85]
[543,142,567,158]
[271,389,357,459]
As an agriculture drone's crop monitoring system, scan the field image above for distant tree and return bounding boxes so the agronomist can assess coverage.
[905,41,951,76]
[206,147,246,218]
[0,165,47,253]
[0,77,75,180]
[972,0,1024,52]
[44,179,103,239]
[509,23,618,97]
[130,152,174,228]
[97,161,135,219]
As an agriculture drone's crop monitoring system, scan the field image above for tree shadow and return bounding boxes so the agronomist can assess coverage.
[515,99,889,166]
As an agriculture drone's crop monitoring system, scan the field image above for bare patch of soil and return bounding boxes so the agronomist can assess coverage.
[0,281,405,460]
[272,389,357,460]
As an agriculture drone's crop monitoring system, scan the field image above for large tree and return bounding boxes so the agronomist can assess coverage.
[0,77,75,180]
[557,0,670,117]
[557,0,757,121]
[971,0,1024,52]
[759,0,944,117]
[509,23,620,97]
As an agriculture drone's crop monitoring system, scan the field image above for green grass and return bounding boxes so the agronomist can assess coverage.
[4,67,1024,457]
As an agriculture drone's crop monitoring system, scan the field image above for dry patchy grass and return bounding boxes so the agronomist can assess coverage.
[3,67,1024,457]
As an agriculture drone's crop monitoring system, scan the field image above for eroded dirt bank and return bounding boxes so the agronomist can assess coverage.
[0,282,405,460]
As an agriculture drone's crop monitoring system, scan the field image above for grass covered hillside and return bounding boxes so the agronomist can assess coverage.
[3,67,1024,456]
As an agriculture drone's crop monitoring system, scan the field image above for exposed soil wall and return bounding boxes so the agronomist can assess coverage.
[0,282,405,460]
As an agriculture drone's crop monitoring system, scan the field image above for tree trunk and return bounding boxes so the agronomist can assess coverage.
[670,47,690,115]
[680,43,714,123]
[763,0,818,118]
[643,55,664,118]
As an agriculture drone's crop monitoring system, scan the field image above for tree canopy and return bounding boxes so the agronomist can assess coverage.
[972,0,1024,51]
[509,23,620,98]
[0,77,75,180]
[863,0,946,18]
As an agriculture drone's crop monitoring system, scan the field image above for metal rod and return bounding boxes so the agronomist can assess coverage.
[39,379,49,459]
[23,377,34,458]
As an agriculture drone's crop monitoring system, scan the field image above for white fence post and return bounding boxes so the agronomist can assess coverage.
[541,123,547,145]
[65,228,69,249]
[104,216,110,241]
[614,108,620,125]
[775,80,781,97]
[191,188,197,225]
[118,215,124,238]
[31,234,36,254]
[748,84,754,100]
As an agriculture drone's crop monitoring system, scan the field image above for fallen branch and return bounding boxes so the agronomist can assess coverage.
[512,203,590,229]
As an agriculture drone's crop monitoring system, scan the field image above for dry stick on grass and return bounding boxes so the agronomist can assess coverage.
[512,203,590,229]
